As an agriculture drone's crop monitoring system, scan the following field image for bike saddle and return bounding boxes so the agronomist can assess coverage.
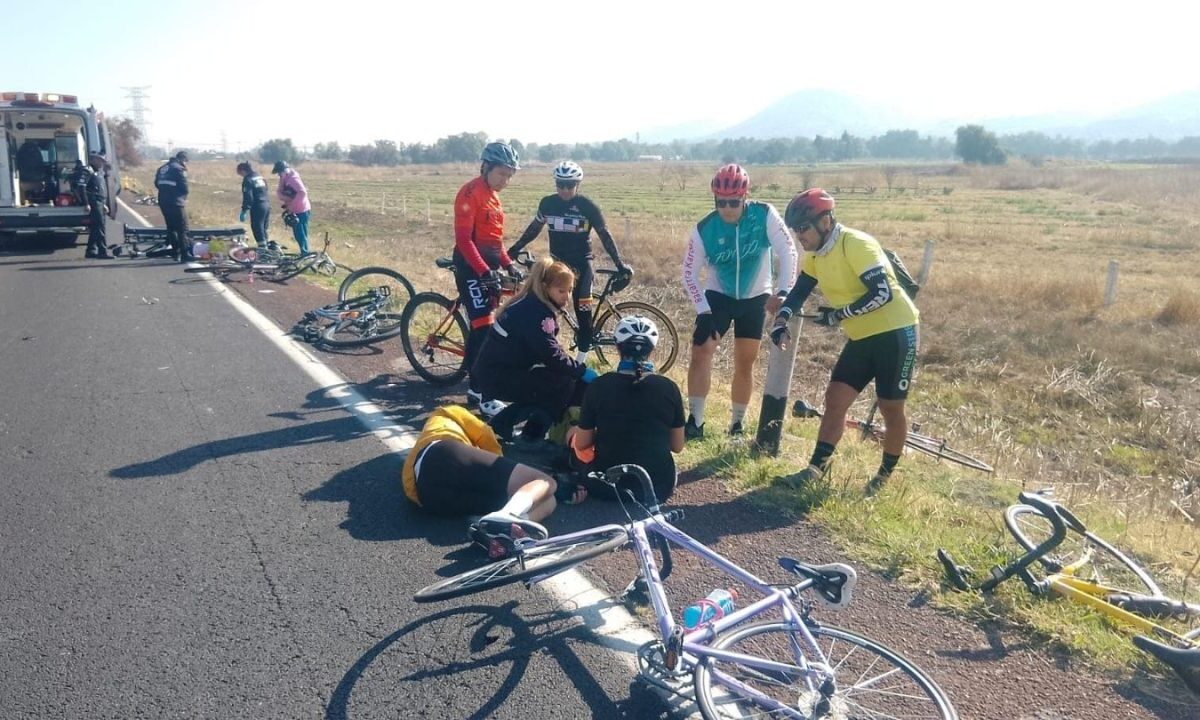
[435,257,455,269]
[1110,594,1200,621]
[1132,635,1200,694]
[779,558,857,610]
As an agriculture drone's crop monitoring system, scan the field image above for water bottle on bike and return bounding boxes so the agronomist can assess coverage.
[682,588,738,630]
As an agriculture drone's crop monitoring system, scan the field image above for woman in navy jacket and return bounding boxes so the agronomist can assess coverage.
[472,257,597,439]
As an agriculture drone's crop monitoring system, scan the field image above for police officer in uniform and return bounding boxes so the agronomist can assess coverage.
[155,151,191,261]
[77,151,113,259]
[237,161,273,249]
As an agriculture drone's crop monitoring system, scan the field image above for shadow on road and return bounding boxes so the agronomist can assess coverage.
[326,600,671,720]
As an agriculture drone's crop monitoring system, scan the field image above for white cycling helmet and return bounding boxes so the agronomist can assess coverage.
[553,161,583,183]
[614,315,659,360]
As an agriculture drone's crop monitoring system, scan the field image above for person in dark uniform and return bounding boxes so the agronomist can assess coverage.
[508,161,631,362]
[78,151,113,259]
[472,257,598,441]
[155,151,191,262]
[236,161,273,250]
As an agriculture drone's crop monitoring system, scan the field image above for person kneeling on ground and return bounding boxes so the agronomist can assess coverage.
[402,405,586,559]
[568,316,685,504]
[472,257,598,441]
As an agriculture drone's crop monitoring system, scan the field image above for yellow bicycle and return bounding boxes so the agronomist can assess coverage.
[938,491,1200,694]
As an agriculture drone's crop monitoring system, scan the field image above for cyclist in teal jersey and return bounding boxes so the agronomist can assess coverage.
[681,164,797,438]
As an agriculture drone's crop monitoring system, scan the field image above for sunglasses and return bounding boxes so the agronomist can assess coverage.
[715,198,742,209]
[556,181,579,190]
[791,222,812,233]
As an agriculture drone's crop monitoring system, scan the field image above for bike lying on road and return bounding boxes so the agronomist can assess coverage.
[416,464,958,719]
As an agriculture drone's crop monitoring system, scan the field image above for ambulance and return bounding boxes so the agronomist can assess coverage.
[0,92,121,240]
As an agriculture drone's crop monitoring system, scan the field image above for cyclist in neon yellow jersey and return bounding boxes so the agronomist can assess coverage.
[770,188,919,492]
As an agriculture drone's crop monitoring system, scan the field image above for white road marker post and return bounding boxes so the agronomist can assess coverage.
[1104,260,1119,307]
[755,314,804,455]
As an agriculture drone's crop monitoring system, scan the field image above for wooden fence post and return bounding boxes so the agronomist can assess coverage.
[426,199,431,224]
[625,217,633,243]
[1104,260,1119,307]
[755,314,804,456]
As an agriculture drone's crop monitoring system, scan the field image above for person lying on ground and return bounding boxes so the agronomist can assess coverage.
[402,405,586,559]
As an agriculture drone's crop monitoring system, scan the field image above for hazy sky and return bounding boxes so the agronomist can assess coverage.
[8,0,1199,150]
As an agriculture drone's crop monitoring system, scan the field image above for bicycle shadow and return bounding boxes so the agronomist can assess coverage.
[326,600,673,720]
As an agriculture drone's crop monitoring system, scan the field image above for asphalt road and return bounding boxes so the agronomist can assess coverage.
[0,212,669,719]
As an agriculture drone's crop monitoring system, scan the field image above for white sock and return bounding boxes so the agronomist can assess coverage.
[689,397,707,425]
[731,403,747,424]
[574,350,589,363]
[499,493,534,519]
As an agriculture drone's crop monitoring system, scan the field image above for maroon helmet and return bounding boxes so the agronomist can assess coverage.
[784,188,835,229]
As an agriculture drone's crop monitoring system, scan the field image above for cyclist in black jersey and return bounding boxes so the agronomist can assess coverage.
[508,161,631,362]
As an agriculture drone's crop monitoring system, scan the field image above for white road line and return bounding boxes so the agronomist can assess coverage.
[190,254,677,708]
[117,196,153,227]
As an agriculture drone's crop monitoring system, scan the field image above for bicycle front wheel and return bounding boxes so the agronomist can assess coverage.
[414,528,628,603]
[400,292,469,385]
[904,431,994,473]
[1004,503,1160,595]
[693,621,957,720]
[338,266,415,309]
[592,301,679,373]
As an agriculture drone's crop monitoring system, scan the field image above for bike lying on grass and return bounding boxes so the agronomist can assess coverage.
[416,464,958,719]
[938,490,1200,695]
[792,398,994,473]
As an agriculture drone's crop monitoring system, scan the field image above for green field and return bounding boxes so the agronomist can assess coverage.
[128,158,1200,673]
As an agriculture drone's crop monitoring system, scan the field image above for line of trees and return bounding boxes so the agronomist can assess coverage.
[129,124,1200,168]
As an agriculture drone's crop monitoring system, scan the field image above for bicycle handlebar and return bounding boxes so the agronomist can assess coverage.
[1017,491,1086,535]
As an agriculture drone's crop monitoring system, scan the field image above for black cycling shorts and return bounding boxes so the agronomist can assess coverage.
[704,291,769,341]
[830,325,919,400]
[413,440,518,516]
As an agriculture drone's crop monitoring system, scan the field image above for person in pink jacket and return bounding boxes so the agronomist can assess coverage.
[272,161,311,254]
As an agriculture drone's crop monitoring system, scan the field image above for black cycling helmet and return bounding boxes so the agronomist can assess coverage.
[480,142,520,170]
[272,160,289,174]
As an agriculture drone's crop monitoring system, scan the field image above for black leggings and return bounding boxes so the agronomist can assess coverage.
[249,205,270,246]
[161,204,189,257]
[454,248,502,389]
[414,440,518,516]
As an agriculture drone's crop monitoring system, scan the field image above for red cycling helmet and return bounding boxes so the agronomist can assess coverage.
[784,188,836,229]
[711,164,750,198]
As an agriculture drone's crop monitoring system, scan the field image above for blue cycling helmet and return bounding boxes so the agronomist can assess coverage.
[481,142,520,170]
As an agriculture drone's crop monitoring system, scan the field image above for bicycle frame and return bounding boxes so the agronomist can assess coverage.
[1043,553,1198,645]
[519,512,838,716]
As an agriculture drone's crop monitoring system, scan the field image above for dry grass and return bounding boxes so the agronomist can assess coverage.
[126,159,1200,585]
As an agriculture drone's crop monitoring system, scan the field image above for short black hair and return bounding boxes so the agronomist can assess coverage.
[174,151,189,162]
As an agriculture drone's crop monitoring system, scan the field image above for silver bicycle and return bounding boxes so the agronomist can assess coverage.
[416,465,957,719]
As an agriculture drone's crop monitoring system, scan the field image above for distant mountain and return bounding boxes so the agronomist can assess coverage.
[672,88,1200,142]
[713,89,909,140]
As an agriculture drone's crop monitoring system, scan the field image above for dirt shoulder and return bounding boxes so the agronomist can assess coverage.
[229,272,1195,720]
